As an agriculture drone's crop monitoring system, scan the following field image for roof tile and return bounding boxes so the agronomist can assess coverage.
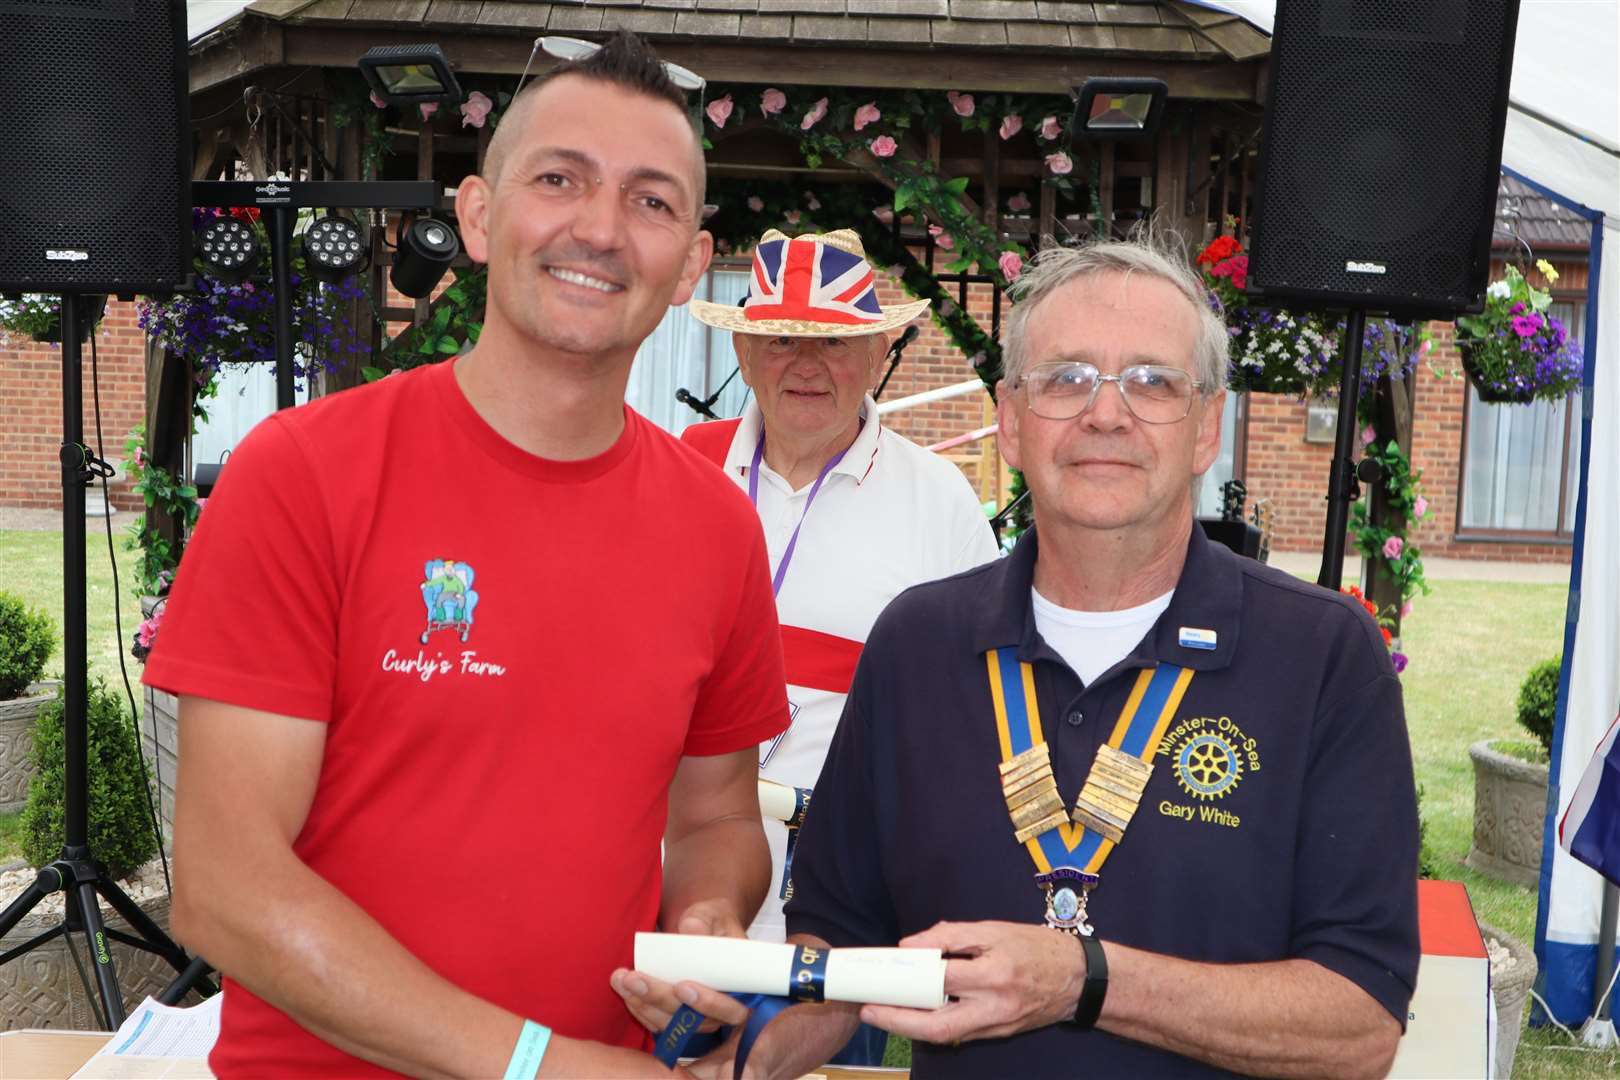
[343,0,431,19]
[424,0,484,23]
[1094,2,1161,24]
[793,13,868,40]
[950,0,1035,19]
[1035,1,1096,22]
[546,4,606,30]
[738,12,791,35]
[673,9,743,33]
[1112,25,1195,51]
[1067,23,1116,48]
[603,8,680,31]
[863,15,934,43]
[476,1,552,27]
[1007,21,1069,47]
[930,17,1006,45]
[850,0,943,13]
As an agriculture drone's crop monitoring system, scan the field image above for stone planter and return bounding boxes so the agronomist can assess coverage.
[1466,739,1549,888]
[0,681,63,813]
[1480,921,1537,1078]
[0,887,198,1029]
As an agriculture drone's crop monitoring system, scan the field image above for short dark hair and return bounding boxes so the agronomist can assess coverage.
[527,28,688,113]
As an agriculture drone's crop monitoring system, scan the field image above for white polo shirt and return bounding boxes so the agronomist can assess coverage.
[703,396,1001,940]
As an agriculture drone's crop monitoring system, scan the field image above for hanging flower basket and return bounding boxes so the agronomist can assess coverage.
[1196,237,1340,398]
[1454,262,1582,405]
[0,293,107,345]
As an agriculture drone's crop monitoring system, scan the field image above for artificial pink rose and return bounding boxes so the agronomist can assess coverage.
[1040,115,1062,140]
[873,207,895,225]
[805,193,821,210]
[1383,535,1404,560]
[853,102,881,131]
[460,91,493,128]
[1401,600,1414,618]
[760,88,787,116]
[747,196,764,212]
[706,94,734,129]
[928,225,954,251]
[419,102,438,121]
[784,210,802,226]
[869,135,898,158]
[1413,495,1429,518]
[1007,192,1032,212]
[946,90,975,117]
[132,446,144,467]
[1045,152,1073,175]
[999,115,1023,140]
[369,90,388,110]
[998,251,1023,282]
[801,97,829,130]
[1360,425,1377,446]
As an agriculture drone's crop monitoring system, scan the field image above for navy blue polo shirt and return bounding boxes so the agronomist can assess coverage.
[785,525,1420,1078]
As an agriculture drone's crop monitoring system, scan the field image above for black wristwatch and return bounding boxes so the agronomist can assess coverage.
[1069,933,1109,1030]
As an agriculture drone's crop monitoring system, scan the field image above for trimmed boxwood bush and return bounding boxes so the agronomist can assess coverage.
[1516,656,1562,757]
[0,592,55,700]
[20,679,158,878]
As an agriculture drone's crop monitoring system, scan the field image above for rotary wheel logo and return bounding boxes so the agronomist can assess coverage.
[1175,733,1242,800]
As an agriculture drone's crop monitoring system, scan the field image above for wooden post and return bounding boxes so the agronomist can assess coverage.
[1098,142,1115,239]
[415,118,435,326]
[1363,365,1416,635]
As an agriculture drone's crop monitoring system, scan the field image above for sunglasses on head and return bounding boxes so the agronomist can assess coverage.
[514,35,707,97]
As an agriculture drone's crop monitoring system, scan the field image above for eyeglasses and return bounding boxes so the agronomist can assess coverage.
[515,36,707,98]
[1016,361,1206,424]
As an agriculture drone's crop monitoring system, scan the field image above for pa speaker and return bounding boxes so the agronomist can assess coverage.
[1247,0,1522,318]
[0,0,190,293]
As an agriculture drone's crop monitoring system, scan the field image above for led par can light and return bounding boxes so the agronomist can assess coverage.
[390,217,460,299]
[302,214,369,281]
[196,216,261,284]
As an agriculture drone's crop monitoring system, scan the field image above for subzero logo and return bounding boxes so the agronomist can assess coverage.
[45,249,90,262]
[1346,260,1388,275]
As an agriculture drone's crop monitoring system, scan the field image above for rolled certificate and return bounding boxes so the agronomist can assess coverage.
[757,779,810,824]
[634,933,947,1009]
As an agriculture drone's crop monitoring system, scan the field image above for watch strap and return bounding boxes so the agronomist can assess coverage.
[1071,934,1109,1030]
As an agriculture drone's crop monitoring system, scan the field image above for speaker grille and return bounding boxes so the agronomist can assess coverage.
[0,0,187,291]
[1248,0,1518,314]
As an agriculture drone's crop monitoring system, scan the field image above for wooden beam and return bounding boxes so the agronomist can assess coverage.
[982,126,1000,232]
[271,25,1263,99]
[1039,182,1055,246]
[189,19,284,95]
[1098,142,1115,238]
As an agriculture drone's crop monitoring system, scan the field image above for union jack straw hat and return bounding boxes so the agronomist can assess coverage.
[689,229,930,337]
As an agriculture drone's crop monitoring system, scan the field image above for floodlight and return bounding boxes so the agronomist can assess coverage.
[359,44,463,106]
[1071,79,1168,141]
[391,216,460,299]
[196,216,260,284]
[302,214,369,281]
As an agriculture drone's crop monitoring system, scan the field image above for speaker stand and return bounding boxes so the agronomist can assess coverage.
[0,294,214,1028]
[1317,309,1367,591]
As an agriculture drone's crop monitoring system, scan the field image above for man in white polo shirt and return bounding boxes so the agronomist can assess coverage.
[680,228,999,946]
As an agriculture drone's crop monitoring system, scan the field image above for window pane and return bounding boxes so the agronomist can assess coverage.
[1461,386,1566,531]
[1196,392,1242,518]
[625,269,752,436]
[705,270,753,421]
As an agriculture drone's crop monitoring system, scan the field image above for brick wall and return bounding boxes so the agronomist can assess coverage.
[1,299,146,512]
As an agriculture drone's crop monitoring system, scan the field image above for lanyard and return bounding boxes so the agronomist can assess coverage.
[747,432,852,598]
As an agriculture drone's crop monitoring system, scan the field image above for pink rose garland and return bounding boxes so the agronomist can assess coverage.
[706,94,734,129]
[998,251,1023,283]
[853,102,881,131]
[999,115,1022,140]
[760,88,786,116]
[946,91,975,117]
[801,97,829,130]
[868,135,898,158]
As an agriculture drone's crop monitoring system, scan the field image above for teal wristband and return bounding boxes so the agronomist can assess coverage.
[502,1019,551,1080]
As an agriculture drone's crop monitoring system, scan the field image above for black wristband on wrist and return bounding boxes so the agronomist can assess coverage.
[1070,934,1109,1031]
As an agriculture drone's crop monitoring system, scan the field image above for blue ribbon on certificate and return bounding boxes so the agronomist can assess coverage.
[652,944,828,1078]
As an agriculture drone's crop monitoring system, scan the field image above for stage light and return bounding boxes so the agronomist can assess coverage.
[302,215,368,281]
[196,216,260,284]
[359,44,463,106]
[390,216,459,299]
[1071,79,1167,141]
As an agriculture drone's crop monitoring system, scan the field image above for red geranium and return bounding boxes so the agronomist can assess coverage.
[1197,235,1240,266]
[228,206,261,224]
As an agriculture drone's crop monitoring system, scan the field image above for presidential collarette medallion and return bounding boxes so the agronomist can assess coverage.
[1036,867,1098,936]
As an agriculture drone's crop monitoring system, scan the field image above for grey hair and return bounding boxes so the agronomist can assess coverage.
[999,230,1230,395]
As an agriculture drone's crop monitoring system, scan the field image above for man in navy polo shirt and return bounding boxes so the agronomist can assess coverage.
[622,235,1420,1078]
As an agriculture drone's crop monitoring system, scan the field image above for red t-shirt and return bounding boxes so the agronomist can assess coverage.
[144,360,789,1076]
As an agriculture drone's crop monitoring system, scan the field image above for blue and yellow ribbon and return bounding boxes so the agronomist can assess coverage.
[986,647,1192,875]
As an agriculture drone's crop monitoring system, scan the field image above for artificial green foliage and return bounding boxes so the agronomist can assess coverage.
[0,593,56,699]
[123,425,201,597]
[21,679,159,878]
[1348,439,1433,607]
[370,267,487,379]
[1515,656,1562,756]
[1416,783,1440,880]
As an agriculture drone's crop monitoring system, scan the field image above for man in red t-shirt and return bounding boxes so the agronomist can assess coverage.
[144,31,787,1078]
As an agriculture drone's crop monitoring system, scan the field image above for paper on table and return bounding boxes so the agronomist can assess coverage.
[634,933,946,1009]
[71,993,221,1079]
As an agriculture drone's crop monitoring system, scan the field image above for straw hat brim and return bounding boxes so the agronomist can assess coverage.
[687,296,931,338]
